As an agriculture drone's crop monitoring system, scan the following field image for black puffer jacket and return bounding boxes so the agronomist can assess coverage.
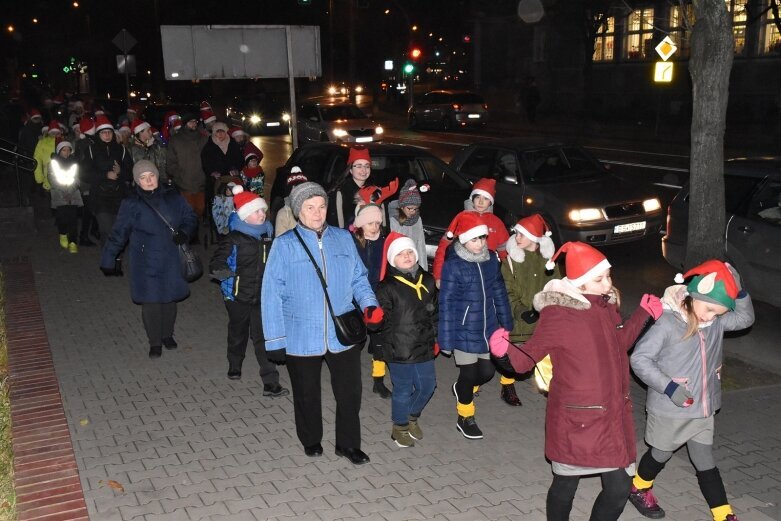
[373,266,439,363]
[82,136,133,213]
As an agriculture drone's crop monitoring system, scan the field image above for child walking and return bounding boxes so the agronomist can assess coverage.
[374,232,438,447]
[47,141,83,253]
[389,179,428,271]
[209,185,289,397]
[438,211,513,439]
[240,143,264,197]
[490,241,662,521]
[629,260,754,521]
[500,214,560,399]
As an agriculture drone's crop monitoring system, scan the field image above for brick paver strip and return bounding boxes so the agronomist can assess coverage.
[3,257,89,521]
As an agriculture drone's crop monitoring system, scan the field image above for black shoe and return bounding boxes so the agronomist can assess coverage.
[227,363,241,380]
[500,383,522,406]
[304,443,323,457]
[456,415,483,439]
[149,345,162,358]
[334,446,370,465]
[79,237,96,247]
[263,383,290,397]
[162,337,178,350]
[372,377,392,399]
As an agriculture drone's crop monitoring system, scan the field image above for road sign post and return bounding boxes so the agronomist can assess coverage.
[113,29,137,107]
[653,36,678,137]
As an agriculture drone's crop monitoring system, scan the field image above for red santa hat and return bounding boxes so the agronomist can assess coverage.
[55,141,73,154]
[116,122,132,135]
[93,105,106,116]
[131,118,151,135]
[200,100,212,113]
[243,142,263,163]
[512,214,555,260]
[231,185,268,220]
[165,111,181,125]
[445,211,489,244]
[28,109,42,121]
[470,178,496,204]
[229,126,246,139]
[380,231,419,280]
[47,120,63,135]
[95,115,114,132]
[201,110,217,125]
[545,241,611,288]
[347,145,371,165]
[79,117,96,136]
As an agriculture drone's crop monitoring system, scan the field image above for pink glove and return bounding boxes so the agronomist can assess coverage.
[640,293,663,320]
[489,328,510,357]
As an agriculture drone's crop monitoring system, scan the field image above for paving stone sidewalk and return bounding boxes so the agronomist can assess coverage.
[6,226,781,521]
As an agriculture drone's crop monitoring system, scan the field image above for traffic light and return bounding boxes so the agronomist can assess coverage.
[403,62,415,74]
[410,48,422,60]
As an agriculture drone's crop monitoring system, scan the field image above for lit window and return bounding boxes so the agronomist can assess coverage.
[624,8,655,60]
[669,4,695,57]
[726,0,748,54]
[593,17,615,61]
[760,0,781,54]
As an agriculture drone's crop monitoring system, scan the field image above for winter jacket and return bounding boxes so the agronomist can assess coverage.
[354,233,385,291]
[130,138,167,183]
[432,200,509,280]
[274,202,297,237]
[261,224,378,356]
[374,266,438,363]
[100,185,198,304]
[209,213,273,304]
[167,129,208,193]
[502,278,653,469]
[438,241,513,354]
[388,200,428,271]
[33,136,57,189]
[327,175,378,228]
[18,121,42,159]
[200,138,244,178]
[47,155,83,208]
[501,240,560,343]
[631,285,755,420]
[82,137,133,214]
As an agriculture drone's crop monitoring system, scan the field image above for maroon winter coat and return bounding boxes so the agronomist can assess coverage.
[504,279,652,469]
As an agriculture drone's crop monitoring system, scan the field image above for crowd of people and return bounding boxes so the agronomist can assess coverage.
[17,98,755,521]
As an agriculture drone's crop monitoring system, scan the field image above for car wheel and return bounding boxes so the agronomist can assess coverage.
[441,117,452,131]
[409,114,418,130]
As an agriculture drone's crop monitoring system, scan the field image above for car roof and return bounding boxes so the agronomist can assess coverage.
[725,157,781,178]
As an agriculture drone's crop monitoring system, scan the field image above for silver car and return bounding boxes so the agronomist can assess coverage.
[662,157,781,307]
[297,101,383,144]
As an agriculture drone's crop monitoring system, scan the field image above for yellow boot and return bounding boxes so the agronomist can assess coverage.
[68,242,78,254]
[59,234,68,249]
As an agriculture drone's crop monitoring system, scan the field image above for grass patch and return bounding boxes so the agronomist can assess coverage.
[0,269,15,520]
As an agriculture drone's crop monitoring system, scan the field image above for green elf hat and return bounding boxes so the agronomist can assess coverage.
[674,259,738,310]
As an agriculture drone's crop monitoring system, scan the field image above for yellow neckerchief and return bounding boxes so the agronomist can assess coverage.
[393,272,429,301]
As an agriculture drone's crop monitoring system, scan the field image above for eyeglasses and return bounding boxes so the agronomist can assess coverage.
[351,163,371,170]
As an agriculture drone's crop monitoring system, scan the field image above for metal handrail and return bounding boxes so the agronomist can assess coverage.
[0,139,38,207]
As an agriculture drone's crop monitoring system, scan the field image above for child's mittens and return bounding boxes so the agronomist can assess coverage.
[640,293,664,320]
[363,306,385,332]
[664,381,694,407]
[489,328,510,357]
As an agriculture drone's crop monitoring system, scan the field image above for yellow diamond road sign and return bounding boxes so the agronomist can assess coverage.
[655,36,677,61]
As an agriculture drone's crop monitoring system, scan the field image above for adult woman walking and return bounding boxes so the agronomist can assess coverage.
[99,160,198,359]
[262,182,383,464]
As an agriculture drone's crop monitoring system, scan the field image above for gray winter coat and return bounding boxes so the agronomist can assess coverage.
[166,129,208,193]
[631,285,754,419]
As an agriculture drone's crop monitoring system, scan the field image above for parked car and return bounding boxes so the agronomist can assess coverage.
[296,101,383,144]
[449,140,665,245]
[144,103,199,130]
[270,142,469,254]
[326,82,364,97]
[227,96,290,135]
[662,157,781,307]
[408,90,489,130]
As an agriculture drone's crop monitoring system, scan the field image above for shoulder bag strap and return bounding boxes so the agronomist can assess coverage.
[293,228,338,320]
[139,195,176,234]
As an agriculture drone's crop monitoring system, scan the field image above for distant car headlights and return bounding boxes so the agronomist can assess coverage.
[328,86,338,96]
[282,113,291,122]
[375,125,384,135]
[355,85,364,94]
[333,128,348,137]
[643,198,662,212]
[568,208,603,223]
[249,114,261,124]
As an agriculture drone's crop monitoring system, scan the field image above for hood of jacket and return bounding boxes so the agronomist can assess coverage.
[533,278,618,311]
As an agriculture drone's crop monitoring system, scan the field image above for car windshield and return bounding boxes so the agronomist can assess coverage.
[451,93,484,104]
[321,105,366,121]
[521,146,602,183]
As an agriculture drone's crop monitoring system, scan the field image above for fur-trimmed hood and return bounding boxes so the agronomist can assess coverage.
[505,233,555,264]
[533,278,617,311]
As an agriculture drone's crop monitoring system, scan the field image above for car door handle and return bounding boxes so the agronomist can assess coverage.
[737,225,753,234]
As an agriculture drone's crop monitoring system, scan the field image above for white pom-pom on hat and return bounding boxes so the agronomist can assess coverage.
[545,260,556,271]
[674,273,685,284]
[419,183,430,193]
[232,185,245,196]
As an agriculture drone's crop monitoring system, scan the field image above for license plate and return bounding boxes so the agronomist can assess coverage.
[467,114,480,119]
[614,221,646,234]
[266,122,280,127]
[356,137,373,143]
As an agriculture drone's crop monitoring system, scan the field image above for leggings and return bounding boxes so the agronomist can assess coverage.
[454,358,495,405]
[547,469,631,521]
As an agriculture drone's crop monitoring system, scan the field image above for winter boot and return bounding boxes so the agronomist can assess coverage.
[456,415,483,439]
[263,383,290,397]
[227,362,241,380]
[59,234,68,249]
[391,424,415,448]
[68,242,78,254]
[500,383,522,406]
[148,345,162,359]
[628,485,665,519]
[408,416,423,440]
[373,376,392,398]
[162,337,178,350]
[724,515,739,521]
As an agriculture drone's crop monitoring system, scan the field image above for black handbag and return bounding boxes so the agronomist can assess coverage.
[293,228,367,346]
[140,196,203,282]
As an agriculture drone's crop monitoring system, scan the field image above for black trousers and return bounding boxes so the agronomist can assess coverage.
[455,358,496,405]
[285,345,362,449]
[141,302,177,347]
[55,205,79,243]
[79,193,98,240]
[546,469,631,521]
[225,300,279,385]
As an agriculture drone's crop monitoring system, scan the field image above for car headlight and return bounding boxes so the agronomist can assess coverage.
[328,86,337,95]
[568,208,603,223]
[355,85,363,94]
[282,113,290,122]
[333,128,348,137]
[249,114,261,124]
[375,125,384,135]
[643,198,661,212]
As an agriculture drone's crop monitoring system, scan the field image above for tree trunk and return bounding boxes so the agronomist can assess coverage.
[686,0,734,266]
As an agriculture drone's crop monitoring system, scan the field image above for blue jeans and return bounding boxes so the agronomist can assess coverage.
[387,360,437,425]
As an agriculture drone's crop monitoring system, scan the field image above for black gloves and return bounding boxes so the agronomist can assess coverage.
[172,229,188,245]
[266,349,287,364]
[100,266,122,277]
[491,354,517,377]
[520,309,539,324]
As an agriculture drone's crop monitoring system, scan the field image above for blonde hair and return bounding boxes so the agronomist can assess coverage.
[353,226,367,248]
[396,206,410,225]
[681,296,700,339]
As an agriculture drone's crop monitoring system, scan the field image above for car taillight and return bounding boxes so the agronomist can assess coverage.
[482,103,488,109]
[451,103,461,111]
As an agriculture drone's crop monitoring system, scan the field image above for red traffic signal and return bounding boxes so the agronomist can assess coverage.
[410,48,422,60]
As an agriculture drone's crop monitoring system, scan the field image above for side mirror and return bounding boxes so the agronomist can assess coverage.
[503,175,519,185]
